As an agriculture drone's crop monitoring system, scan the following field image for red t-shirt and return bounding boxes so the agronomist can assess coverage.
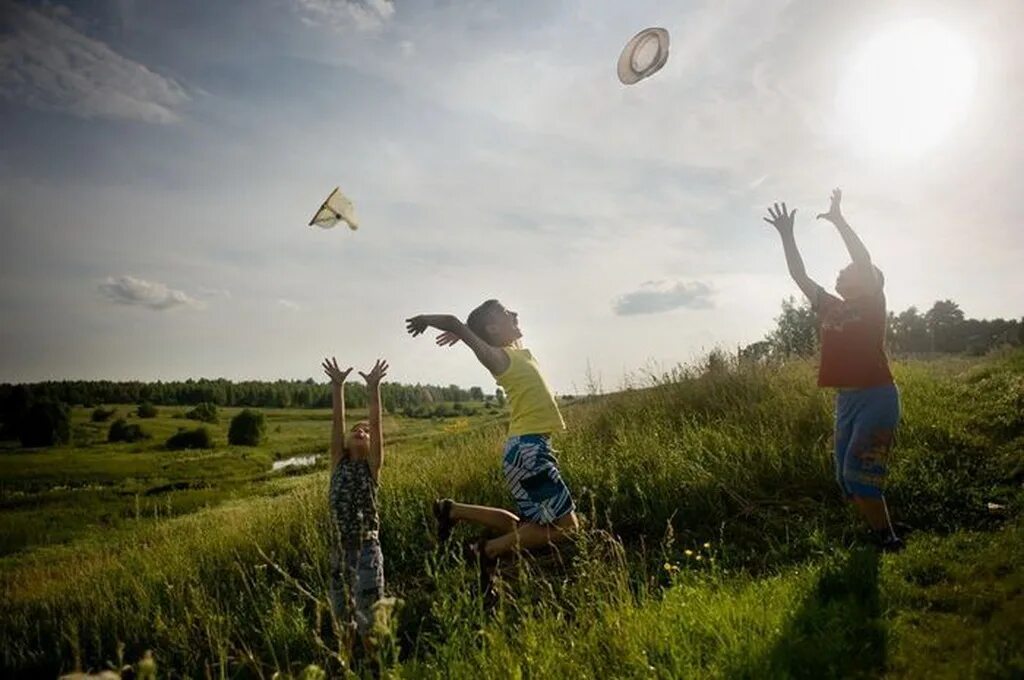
[813,285,893,388]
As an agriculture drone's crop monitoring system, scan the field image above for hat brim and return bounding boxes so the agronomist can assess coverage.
[617,27,670,85]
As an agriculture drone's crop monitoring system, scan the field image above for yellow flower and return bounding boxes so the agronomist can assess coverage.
[684,549,694,557]
[703,542,711,549]
[696,555,703,561]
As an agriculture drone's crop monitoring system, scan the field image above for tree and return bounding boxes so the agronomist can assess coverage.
[108,418,148,443]
[229,409,266,446]
[166,426,213,450]
[889,306,930,353]
[20,401,71,447]
[469,386,485,401]
[495,388,506,408]
[768,296,817,357]
[137,402,159,418]
[925,300,966,353]
[184,402,219,423]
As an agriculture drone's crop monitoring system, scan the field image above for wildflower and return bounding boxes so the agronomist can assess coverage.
[696,555,703,561]
[703,542,711,549]
[684,549,694,557]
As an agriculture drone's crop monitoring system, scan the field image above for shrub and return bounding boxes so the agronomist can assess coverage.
[228,409,265,446]
[137,402,159,418]
[19,401,71,447]
[185,402,219,424]
[108,418,148,443]
[91,407,116,423]
[166,427,213,450]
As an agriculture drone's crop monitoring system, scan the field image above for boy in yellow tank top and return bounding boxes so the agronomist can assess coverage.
[406,300,579,581]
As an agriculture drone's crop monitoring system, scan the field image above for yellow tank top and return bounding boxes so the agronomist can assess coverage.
[495,348,566,436]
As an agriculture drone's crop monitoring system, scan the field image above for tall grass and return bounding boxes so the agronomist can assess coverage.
[1,351,1021,677]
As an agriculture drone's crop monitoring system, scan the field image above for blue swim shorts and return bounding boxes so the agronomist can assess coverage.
[834,383,901,499]
[502,434,575,525]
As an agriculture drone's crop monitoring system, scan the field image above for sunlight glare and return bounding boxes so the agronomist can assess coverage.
[838,19,977,157]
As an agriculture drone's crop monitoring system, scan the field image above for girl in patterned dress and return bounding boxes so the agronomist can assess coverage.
[321,356,389,650]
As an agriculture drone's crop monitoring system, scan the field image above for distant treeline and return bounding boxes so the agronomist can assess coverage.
[746,297,1023,358]
[0,379,499,413]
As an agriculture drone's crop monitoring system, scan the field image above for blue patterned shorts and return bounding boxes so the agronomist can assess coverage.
[502,434,575,525]
[834,383,901,499]
[329,541,384,636]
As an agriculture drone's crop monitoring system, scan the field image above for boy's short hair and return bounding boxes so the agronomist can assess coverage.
[467,299,501,346]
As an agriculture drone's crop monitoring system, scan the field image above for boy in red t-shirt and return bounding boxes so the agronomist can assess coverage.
[764,189,903,552]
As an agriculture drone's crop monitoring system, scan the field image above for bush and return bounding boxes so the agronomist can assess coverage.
[19,401,71,447]
[137,402,159,418]
[108,418,148,443]
[91,407,116,423]
[228,409,265,446]
[184,402,219,424]
[166,427,213,450]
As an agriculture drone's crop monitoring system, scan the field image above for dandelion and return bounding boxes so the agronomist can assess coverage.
[684,549,694,557]
[703,542,711,549]
[696,555,703,561]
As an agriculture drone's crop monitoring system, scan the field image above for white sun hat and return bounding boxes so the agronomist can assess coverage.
[308,186,359,230]
[617,27,670,85]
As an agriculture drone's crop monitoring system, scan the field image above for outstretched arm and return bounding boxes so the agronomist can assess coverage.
[817,188,872,269]
[359,359,388,482]
[322,356,352,468]
[405,314,510,375]
[764,202,820,301]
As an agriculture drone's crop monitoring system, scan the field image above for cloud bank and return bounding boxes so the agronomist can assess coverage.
[99,275,203,310]
[614,280,714,316]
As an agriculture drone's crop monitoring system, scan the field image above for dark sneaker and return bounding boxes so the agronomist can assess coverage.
[880,535,905,553]
[433,498,454,544]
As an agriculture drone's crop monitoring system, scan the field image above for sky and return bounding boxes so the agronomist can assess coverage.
[0,0,1021,393]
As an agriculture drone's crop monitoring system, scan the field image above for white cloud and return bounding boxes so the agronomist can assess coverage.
[0,1,189,123]
[99,275,203,310]
[614,280,715,316]
[295,0,395,31]
[277,298,301,311]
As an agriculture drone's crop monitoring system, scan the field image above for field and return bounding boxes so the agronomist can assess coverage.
[1,351,1022,678]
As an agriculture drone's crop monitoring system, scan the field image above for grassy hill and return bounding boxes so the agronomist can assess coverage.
[1,350,1021,677]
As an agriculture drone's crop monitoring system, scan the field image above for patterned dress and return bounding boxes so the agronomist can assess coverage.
[328,457,384,636]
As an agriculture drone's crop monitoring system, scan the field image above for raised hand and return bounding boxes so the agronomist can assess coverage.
[816,188,844,224]
[321,356,353,386]
[763,202,797,233]
[405,316,429,338]
[359,358,389,387]
[436,331,460,347]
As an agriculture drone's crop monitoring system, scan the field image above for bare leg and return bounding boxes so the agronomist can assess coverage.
[484,512,579,560]
[450,502,520,535]
[851,496,894,535]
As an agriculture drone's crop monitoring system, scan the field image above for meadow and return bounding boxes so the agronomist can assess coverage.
[1,350,1021,678]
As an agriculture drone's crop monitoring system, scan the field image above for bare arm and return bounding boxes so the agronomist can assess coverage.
[405,314,510,375]
[817,188,872,268]
[764,202,820,301]
[321,357,352,468]
[359,359,388,482]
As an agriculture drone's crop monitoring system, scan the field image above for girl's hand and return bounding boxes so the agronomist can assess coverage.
[359,358,389,387]
[763,202,797,234]
[816,188,844,224]
[436,331,460,347]
[322,356,353,386]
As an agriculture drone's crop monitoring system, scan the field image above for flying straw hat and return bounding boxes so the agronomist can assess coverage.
[617,27,670,85]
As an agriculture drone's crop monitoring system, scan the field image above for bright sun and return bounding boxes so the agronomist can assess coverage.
[838,19,977,157]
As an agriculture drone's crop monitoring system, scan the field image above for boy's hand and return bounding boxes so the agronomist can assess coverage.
[816,188,844,224]
[322,357,353,386]
[405,315,429,337]
[436,331,460,347]
[359,359,389,387]
[763,202,797,234]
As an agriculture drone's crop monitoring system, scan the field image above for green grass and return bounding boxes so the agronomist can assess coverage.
[0,351,1021,677]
